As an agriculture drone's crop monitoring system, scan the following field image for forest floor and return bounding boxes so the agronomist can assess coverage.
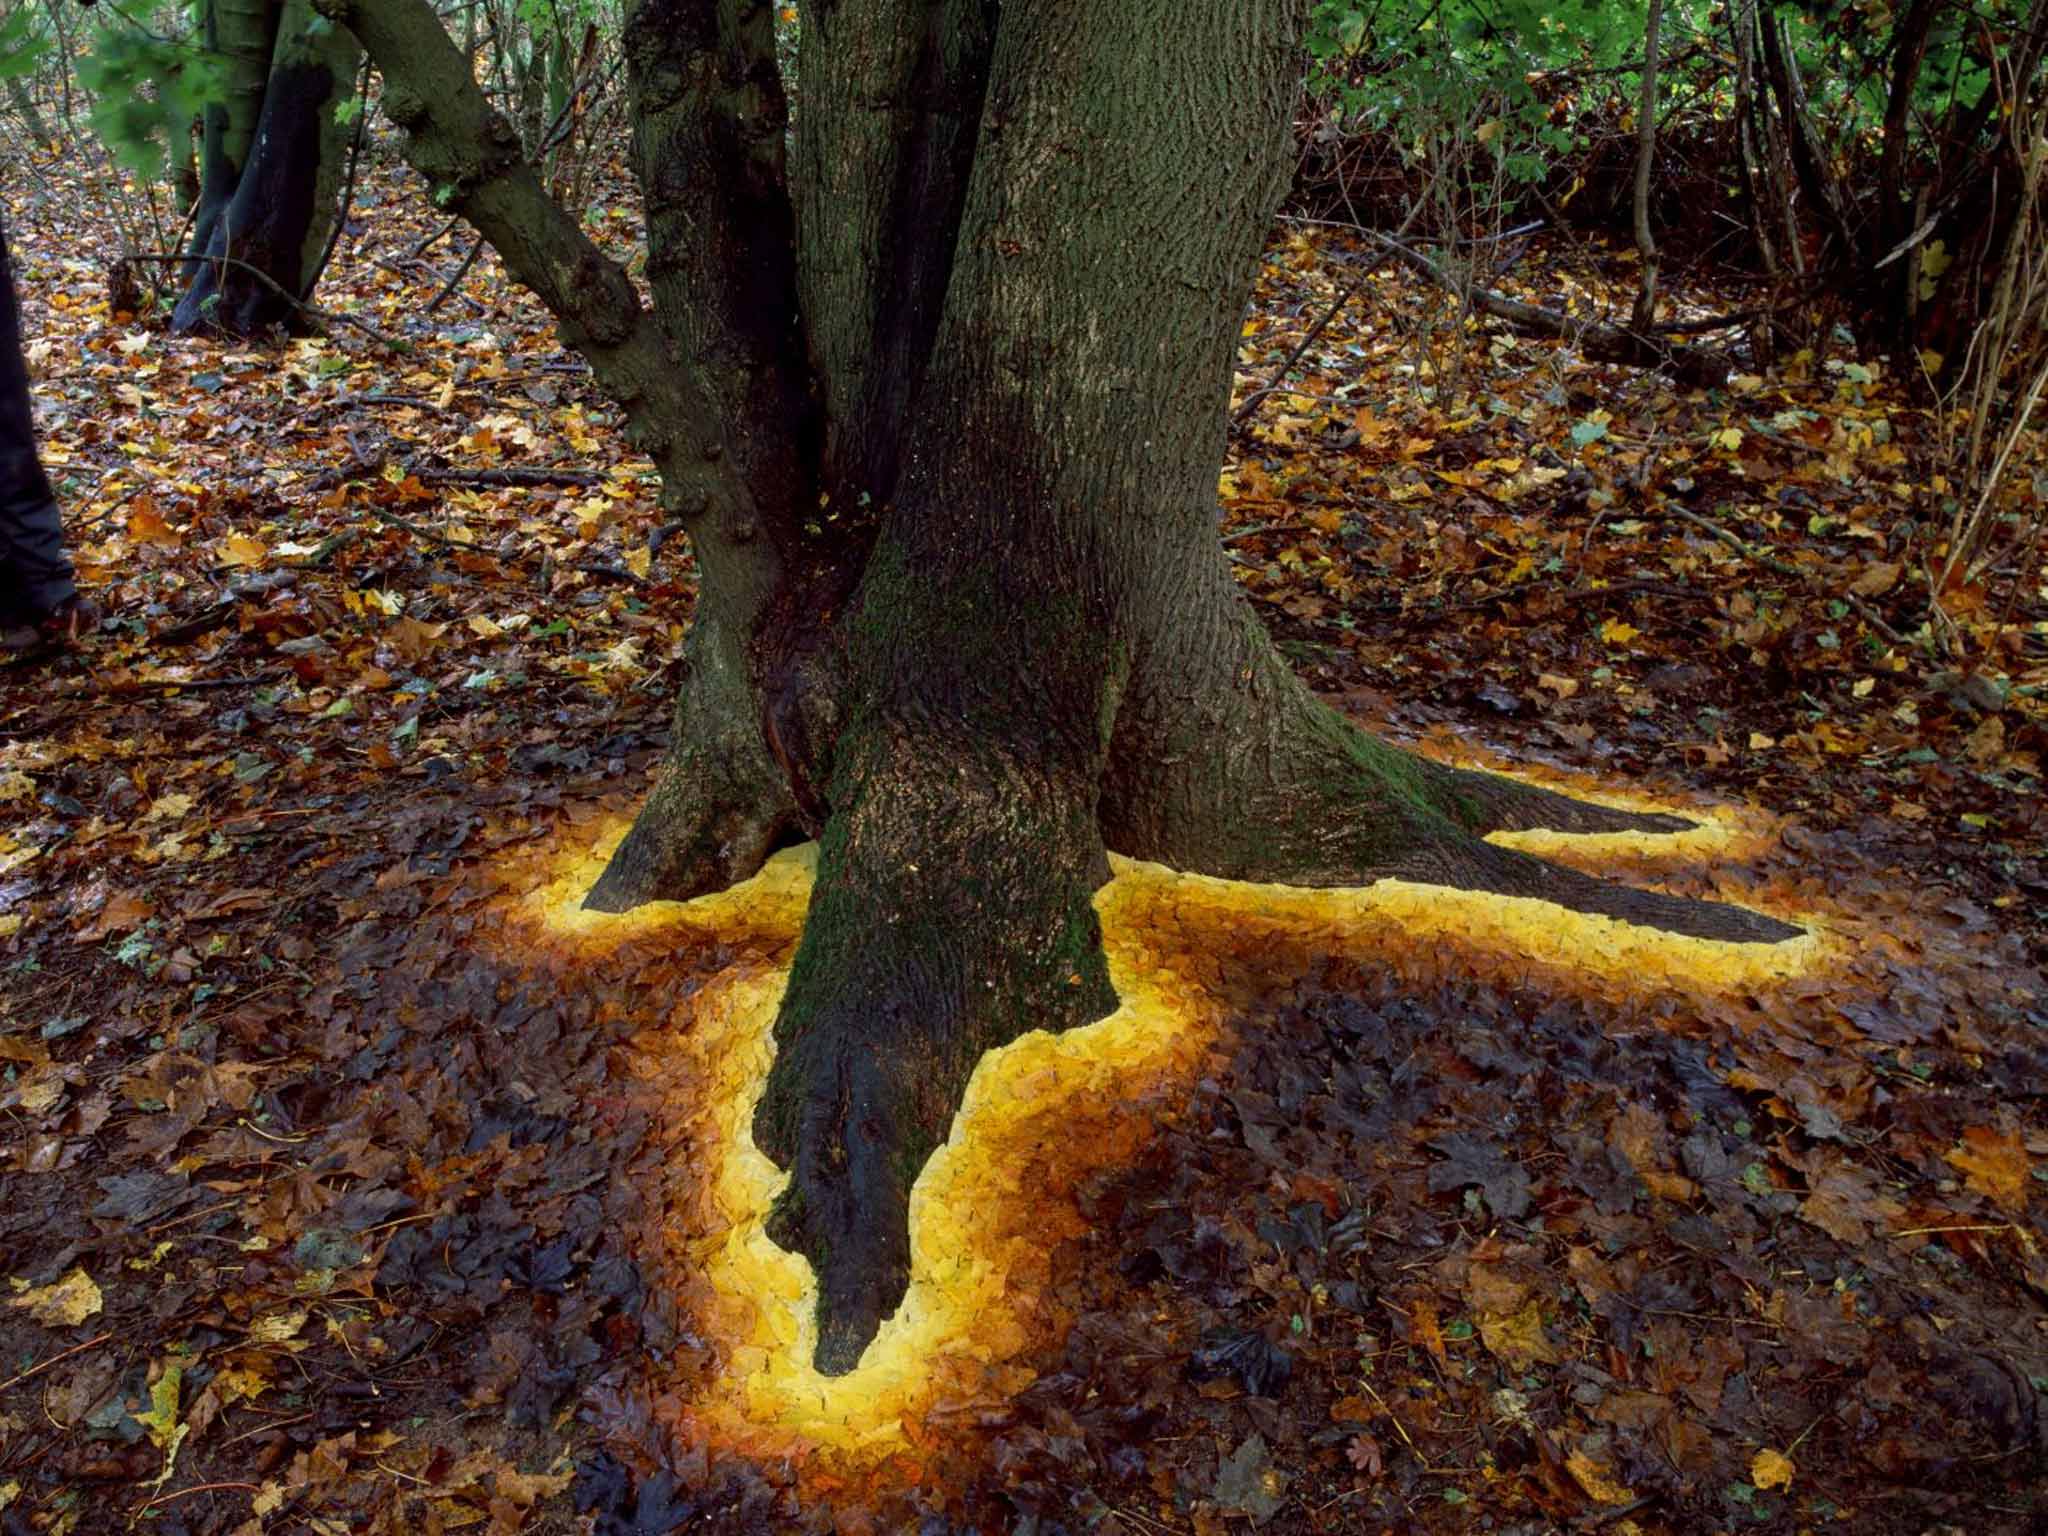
[2,140,2046,1536]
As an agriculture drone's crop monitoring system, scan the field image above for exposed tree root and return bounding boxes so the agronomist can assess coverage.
[584,625,796,913]
[751,730,1117,1373]
[1422,760,1694,839]
[1393,836,1802,944]
[582,753,794,913]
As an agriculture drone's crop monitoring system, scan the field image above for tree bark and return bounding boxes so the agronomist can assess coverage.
[188,0,280,263]
[174,0,363,334]
[1630,0,1664,336]
[339,0,1805,1379]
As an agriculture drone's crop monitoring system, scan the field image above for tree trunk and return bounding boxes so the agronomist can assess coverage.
[174,0,362,335]
[186,0,279,269]
[1630,0,1664,336]
[334,0,1806,1380]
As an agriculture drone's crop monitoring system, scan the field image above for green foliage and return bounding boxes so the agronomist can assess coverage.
[1306,0,2042,197]
[1305,0,1652,189]
[79,17,227,178]
[0,4,49,83]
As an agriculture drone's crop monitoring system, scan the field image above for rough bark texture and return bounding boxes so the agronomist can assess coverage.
[342,0,1807,1378]
[188,0,280,262]
[1630,0,1664,335]
[174,0,362,335]
[588,0,816,909]
[327,0,806,913]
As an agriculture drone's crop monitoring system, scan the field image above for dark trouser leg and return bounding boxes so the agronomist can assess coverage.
[0,213,74,627]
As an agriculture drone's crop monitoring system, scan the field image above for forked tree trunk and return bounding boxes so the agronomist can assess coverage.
[333,0,1801,1377]
[174,0,362,334]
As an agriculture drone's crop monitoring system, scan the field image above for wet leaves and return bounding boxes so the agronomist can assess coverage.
[1424,1131,1532,1219]
[0,111,2041,1536]
[1186,1327,1294,1398]
[1213,1433,1288,1524]
[1947,1124,2034,1211]
[7,1268,101,1327]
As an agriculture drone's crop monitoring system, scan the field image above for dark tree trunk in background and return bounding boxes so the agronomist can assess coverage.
[174,0,362,335]
[330,0,1803,1376]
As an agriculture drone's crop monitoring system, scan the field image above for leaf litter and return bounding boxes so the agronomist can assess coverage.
[0,139,2043,1536]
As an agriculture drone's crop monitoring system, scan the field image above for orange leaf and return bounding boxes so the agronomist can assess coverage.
[1946,1125,2031,1212]
[127,501,181,546]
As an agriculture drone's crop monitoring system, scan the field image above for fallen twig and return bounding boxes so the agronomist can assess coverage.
[0,1331,115,1394]
[118,252,407,353]
[1358,229,1732,387]
[1666,506,1803,580]
[417,464,604,488]
[425,235,486,315]
[134,1482,260,1516]
[1232,278,1365,428]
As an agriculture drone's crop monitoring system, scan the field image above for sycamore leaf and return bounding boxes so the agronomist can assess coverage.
[1750,1447,1794,1491]
[219,532,269,568]
[8,1267,102,1327]
[136,1354,190,1493]
[1345,1433,1383,1476]
[127,502,181,546]
[1565,1448,1634,1505]
[1476,1298,1562,1370]
[1946,1125,2030,1211]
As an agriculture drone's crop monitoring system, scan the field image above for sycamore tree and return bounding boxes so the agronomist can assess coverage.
[80,0,362,333]
[317,0,1797,1374]
[171,0,362,333]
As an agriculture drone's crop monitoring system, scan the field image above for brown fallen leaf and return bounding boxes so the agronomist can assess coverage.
[1345,1433,1383,1476]
[1611,1103,1699,1201]
[1946,1125,2031,1211]
[73,890,153,944]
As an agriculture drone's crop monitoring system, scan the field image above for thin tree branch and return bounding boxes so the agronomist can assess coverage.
[118,251,405,351]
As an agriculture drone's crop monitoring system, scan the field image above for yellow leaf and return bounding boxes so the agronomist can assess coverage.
[1852,676,1875,698]
[626,545,652,580]
[136,1356,190,1493]
[1750,1447,1795,1491]
[1748,732,1776,750]
[1709,427,1744,453]
[8,1268,102,1327]
[1597,619,1639,646]
[248,1309,309,1345]
[1477,1299,1563,1370]
[219,532,268,568]
[127,502,181,546]
[1566,1449,1635,1505]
